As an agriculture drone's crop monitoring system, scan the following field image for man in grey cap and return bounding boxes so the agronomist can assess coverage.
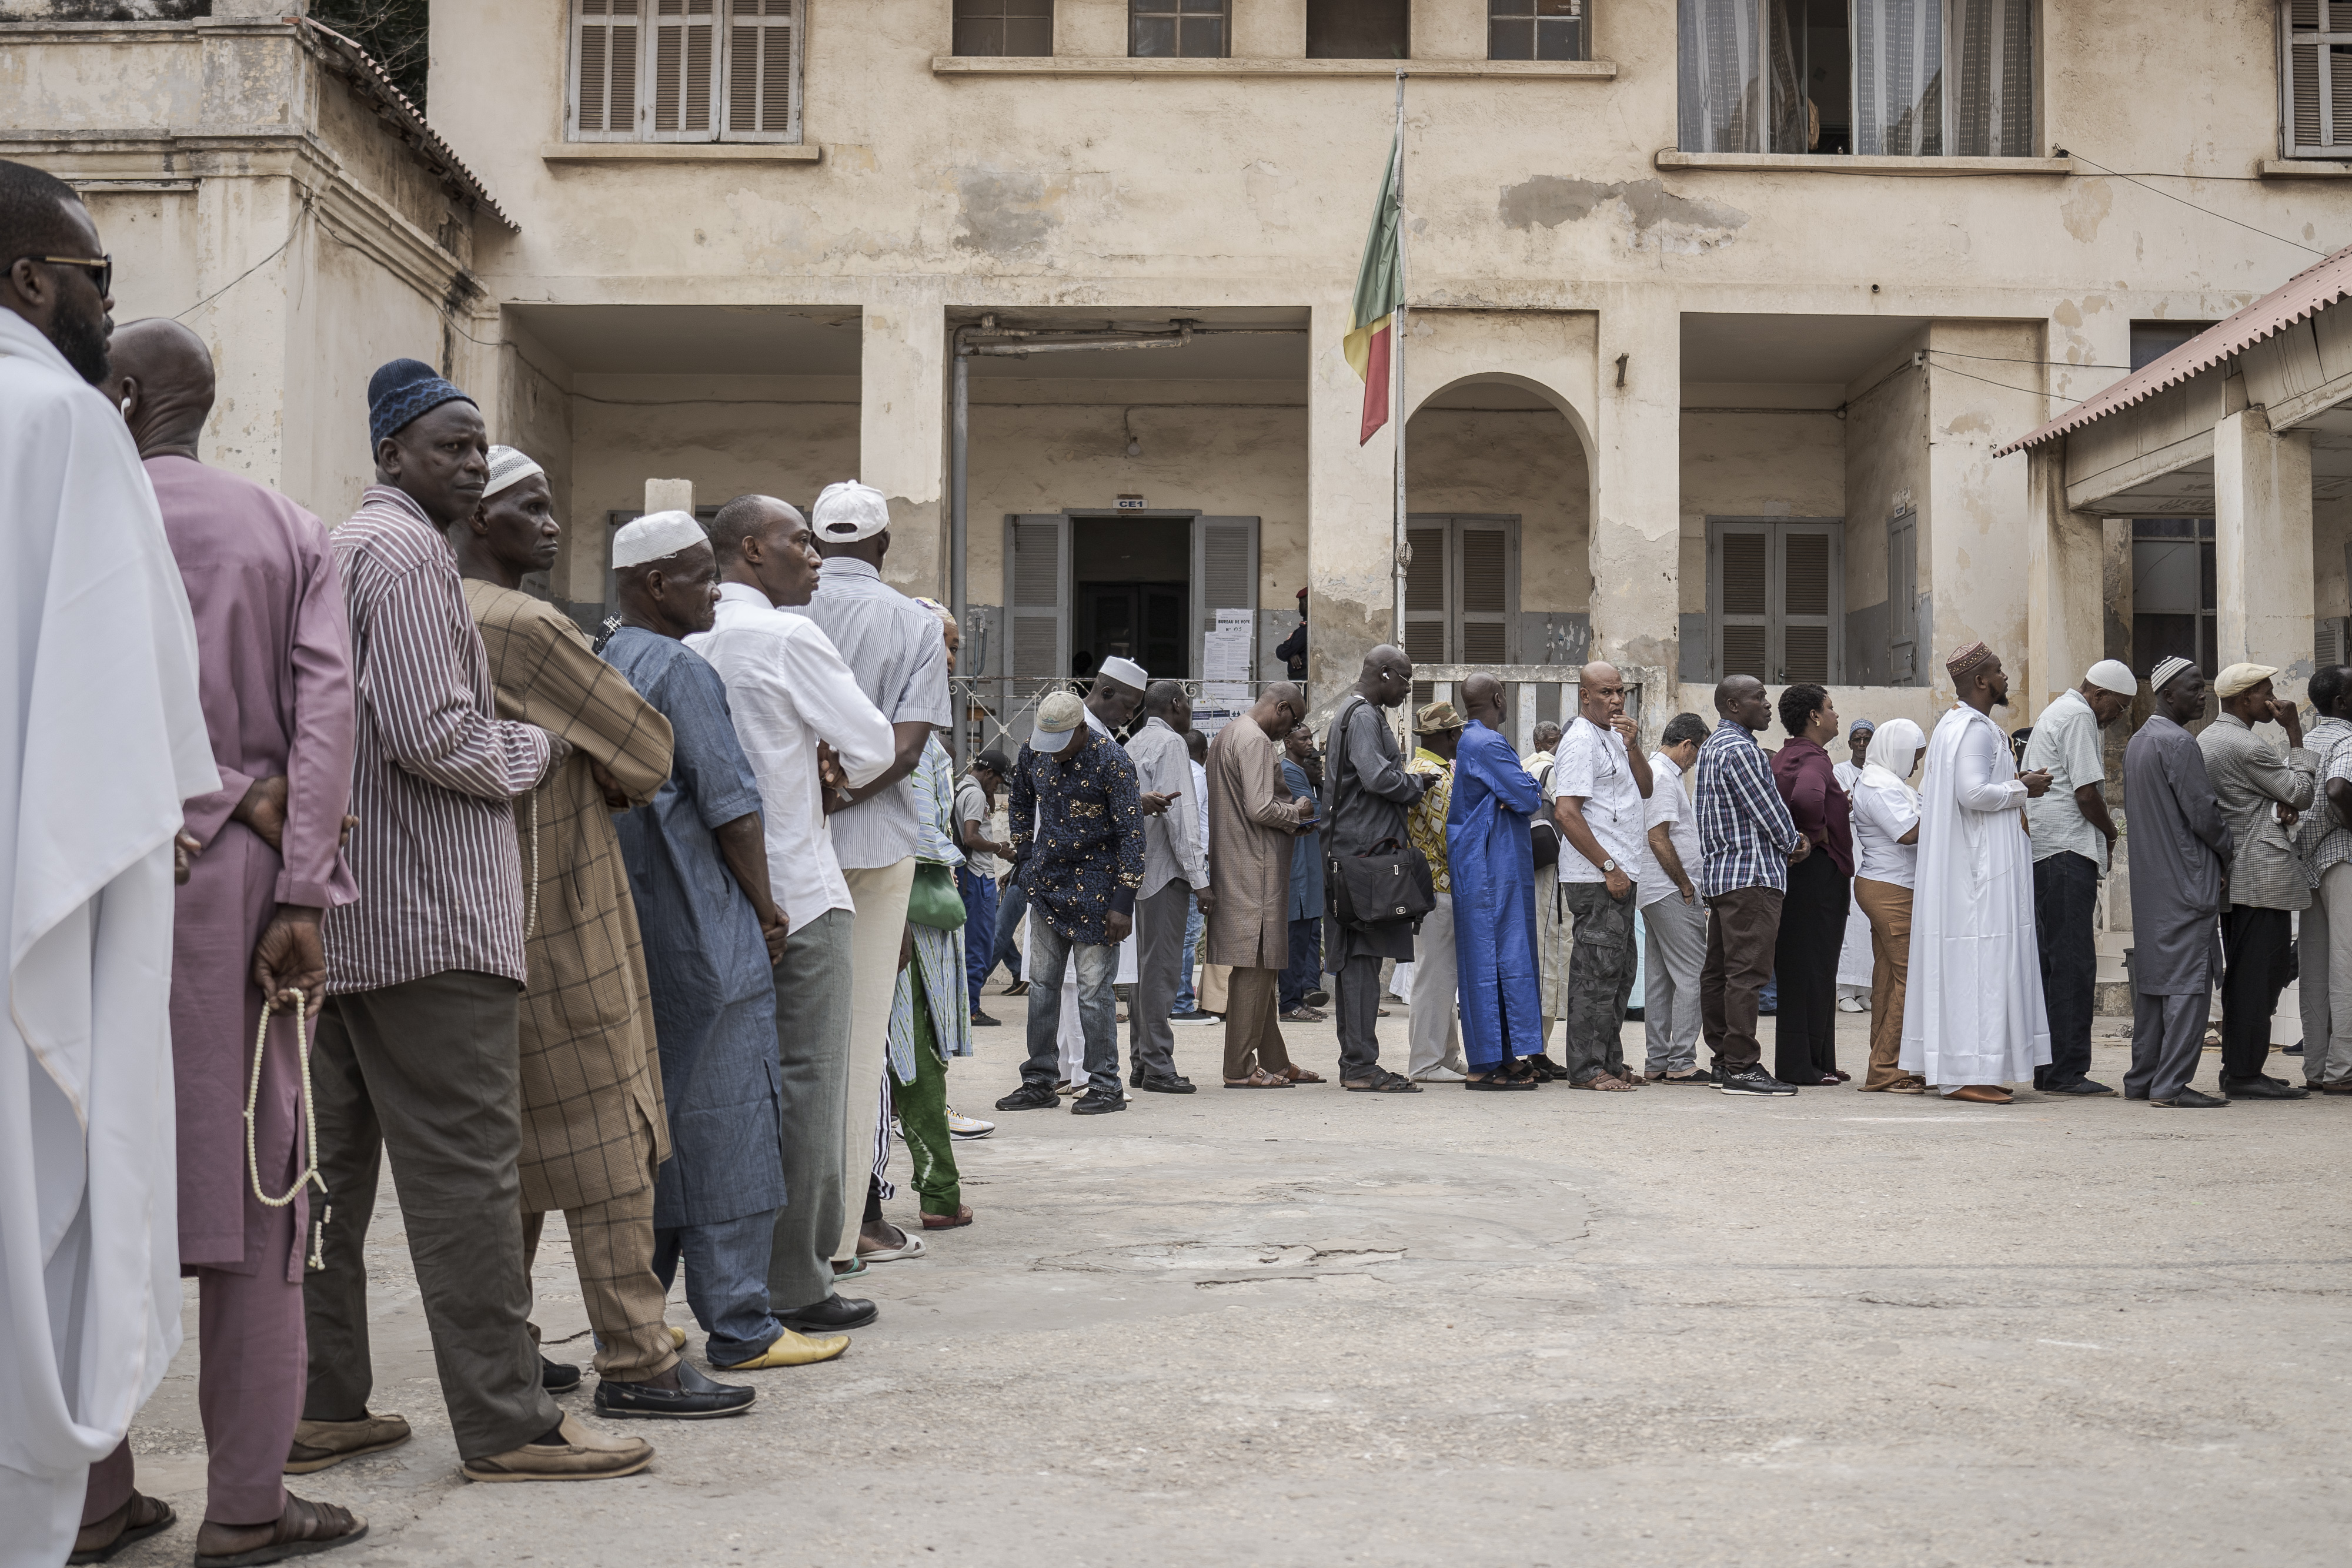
[777,480,955,1273]
[2022,658,2136,1095]
[2200,660,2316,1099]
[995,692,1147,1115]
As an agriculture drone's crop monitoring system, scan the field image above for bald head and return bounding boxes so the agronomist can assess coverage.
[1355,643,1414,708]
[1578,660,1629,727]
[1461,671,1506,727]
[1715,673,1771,734]
[103,317,214,459]
[709,493,802,565]
[1250,681,1307,738]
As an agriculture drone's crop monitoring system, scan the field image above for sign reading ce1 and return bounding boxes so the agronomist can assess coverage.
[1114,494,1147,511]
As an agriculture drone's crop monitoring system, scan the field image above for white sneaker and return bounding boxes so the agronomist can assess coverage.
[947,1109,995,1139]
[1836,996,1868,1014]
[1411,1066,1468,1082]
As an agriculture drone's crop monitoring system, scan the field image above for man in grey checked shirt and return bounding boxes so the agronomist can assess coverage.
[2293,663,2352,1091]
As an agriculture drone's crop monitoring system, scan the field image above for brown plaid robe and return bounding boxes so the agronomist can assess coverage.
[466,581,675,1211]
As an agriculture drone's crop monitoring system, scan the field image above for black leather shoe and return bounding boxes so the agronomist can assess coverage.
[593,1360,756,1419]
[1137,1072,1197,1094]
[2221,1076,2311,1100]
[1303,988,1331,1008]
[776,1294,878,1332]
[2043,1078,2116,1096]
[1130,1060,1145,1088]
[1525,1054,1567,1082]
[540,1356,582,1392]
[970,1009,1001,1027]
[995,1084,1058,1111]
[2154,1087,2231,1108]
[1071,1089,1129,1115]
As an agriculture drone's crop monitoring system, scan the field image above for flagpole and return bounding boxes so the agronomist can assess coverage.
[1390,66,1409,650]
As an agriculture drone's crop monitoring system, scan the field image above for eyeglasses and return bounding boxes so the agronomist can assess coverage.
[9,254,112,296]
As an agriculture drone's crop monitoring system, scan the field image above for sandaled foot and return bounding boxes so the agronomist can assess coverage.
[1571,1074,1638,1091]
[1341,1070,1422,1092]
[193,1494,366,1567]
[1943,1085,2014,1104]
[920,1204,974,1229]
[1281,1065,1326,1084]
[1222,1068,1294,1088]
[70,1492,176,1564]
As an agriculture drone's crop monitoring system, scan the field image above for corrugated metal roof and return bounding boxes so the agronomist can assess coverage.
[1992,242,2352,457]
[300,18,516,232]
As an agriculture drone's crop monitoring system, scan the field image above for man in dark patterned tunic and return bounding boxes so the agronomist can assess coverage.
[994,691,1146,1116]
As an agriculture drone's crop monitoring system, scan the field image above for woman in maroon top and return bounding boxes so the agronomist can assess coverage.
[1769,683,1854,1086]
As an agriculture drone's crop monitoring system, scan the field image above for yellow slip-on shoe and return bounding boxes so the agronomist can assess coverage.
[714,1328,850,1369]
[667,1326,687,1351]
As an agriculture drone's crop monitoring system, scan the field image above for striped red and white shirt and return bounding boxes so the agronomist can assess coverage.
[324,484,555,994]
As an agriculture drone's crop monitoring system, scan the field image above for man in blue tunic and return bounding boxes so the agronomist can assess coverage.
[1449,674,1548,1088]
[599,515,849,1369]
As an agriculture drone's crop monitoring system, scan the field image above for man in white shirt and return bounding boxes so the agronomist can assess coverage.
[1551,661,1655,1090]
[776,481,954,1279]
[689,496,896,1333]
[1637,714,1711,1084]
[2022,659,2136,1096]
[1125,681,1212,1092]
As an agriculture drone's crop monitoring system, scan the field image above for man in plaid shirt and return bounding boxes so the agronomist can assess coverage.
[1695,674,1809,1096]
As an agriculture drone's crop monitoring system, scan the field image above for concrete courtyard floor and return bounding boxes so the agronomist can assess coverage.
[112,999,2351,1567]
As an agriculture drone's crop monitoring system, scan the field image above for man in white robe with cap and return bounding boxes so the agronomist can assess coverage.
[2022,658,2137,1095]
[0,158,218,1566]
[1900,641,2054,1104]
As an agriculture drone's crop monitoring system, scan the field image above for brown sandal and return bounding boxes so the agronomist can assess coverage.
[70,1493,176,1564]
[1281,1065,1326,1084]
[1571,1074,1638,1091]
[193,1493,366,1566]
[1223,1069,1294,1088]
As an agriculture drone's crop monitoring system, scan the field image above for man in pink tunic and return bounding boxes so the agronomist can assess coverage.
[93,319,369,1562]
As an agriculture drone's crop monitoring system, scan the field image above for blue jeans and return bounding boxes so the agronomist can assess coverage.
[1281,916,1322,1010]
[1021,910,1121,1097]
[990,877,1027,984]
[1175,891,1204,1012]
[653,1211,789,1368]
[958,867,999,1014]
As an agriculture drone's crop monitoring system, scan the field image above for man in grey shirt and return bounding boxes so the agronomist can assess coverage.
[1324,644,1431,1093]
[1125,680,1212,1092]
[2021,659,2135,1095]
[2291,664,2352,1089]
[2199,660,2316,1101]
[774,480,954,1268]
[2124,658,2234,1106]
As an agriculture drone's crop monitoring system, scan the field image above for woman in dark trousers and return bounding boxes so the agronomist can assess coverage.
[1769,683,1854,1085]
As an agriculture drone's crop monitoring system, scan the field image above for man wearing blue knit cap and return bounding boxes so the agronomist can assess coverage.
[296,360,657,1483]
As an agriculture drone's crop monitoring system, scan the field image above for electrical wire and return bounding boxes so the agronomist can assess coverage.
[1929,349,2134,370]
[1924,360,2086,404]
[172,198,310,322]
[2063,149,2330,258]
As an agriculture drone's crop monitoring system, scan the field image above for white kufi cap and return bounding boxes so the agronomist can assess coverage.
[813,480,891,542]
[2084,658,2137,697]
[483,444,544,499]
[612,509,709,569]
[1096,656,1149,690]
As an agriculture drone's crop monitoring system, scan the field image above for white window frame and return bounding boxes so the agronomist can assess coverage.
[2282,0,2352,159]
[566,0,804,145]
[1705,516,1845,685]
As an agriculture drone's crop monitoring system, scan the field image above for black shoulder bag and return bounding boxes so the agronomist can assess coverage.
[1324,697,1437,928]
[1529,761,1561,870]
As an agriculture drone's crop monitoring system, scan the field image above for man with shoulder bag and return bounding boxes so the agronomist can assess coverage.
[1323,646,1436,1093]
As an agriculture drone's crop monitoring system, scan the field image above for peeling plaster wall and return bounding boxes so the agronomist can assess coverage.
[1845,355,1931,687]
[2317,498,2352,626]
[1406,405,1591,618]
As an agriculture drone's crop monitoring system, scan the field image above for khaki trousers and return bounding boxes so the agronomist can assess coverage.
[523,1167,677,1381]
[1854,877,1920,1091]
[836,858,915,1263]
[1221,967,1294,1080]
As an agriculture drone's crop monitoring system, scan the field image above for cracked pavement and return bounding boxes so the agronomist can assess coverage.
[109,1007,2352,1566]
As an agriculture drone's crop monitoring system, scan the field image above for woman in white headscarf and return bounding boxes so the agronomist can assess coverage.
[1850,718,1927,1092]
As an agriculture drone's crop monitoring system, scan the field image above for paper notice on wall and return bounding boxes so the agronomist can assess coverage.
[1202,607,1255,684]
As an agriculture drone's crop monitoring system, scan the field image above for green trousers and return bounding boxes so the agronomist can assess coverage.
[891,986,963,1216]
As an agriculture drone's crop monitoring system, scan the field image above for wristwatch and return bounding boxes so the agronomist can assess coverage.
[1600,858,1618,873]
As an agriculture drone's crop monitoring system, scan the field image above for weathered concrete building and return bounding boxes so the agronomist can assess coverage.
[6,0,2348,748]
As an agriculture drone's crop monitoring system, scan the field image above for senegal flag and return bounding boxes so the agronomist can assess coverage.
[1344,125,1403,446]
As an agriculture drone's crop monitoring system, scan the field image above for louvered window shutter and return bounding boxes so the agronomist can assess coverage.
[1714,524,1771,681]
[1456,524,1515,665]
[1778,525,1836,684]
[649,0,719,141]
[1192,516,1261,680]
[1007,516,1071,680]
[572,0,642,140]
[1886,509,1919,683]
[1402,522,1448,670]
[2284,1,2352,158]
[726,0,802,141]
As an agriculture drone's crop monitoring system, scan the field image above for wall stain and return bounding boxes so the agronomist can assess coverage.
[1498,176,1746,251]
[954,168,1057,253]
[2060,179,2113,244]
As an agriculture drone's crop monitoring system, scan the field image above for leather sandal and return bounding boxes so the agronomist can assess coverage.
[69,1493,176,1564]
[1281,1065,1326,1084]
[193,1494,366,1567]
[920,1204,974,1229]
[1222,1069,1294,1088]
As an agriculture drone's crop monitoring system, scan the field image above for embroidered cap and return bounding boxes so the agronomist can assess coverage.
[1033,690,1086,755]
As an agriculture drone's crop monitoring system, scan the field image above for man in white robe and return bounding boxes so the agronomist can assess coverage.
[1900,641,2054,1104]
[0,161,218,1567]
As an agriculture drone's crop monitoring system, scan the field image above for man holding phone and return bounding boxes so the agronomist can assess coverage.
[1552,660,1656,1091]
[1125,680,1213,1092]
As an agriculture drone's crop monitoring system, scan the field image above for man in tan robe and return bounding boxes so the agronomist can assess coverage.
[1205,683,1315,1086]
[457,447,754,1418]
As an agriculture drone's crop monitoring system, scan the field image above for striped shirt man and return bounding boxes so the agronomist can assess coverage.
[325,484,558,992]
[1695,716,1802,901]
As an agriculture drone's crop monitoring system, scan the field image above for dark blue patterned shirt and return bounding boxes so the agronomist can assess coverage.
[1008,728,1146,944]
[1695,717,1803,898]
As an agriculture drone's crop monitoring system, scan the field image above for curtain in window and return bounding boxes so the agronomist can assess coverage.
[1678,0,1805,153]
[1855,0,1942,155]
[1947,0,2032,155]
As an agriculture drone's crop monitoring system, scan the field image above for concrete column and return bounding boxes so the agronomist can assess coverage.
[1923,320,2037,707]
[2023,446,2106,720]
[1305,293,1398,716]
[860,299,948,599]
[1234,0,1304,56]
[1588,294,1678,743]
[194,173,302,495]
[2214,404,2316,706]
